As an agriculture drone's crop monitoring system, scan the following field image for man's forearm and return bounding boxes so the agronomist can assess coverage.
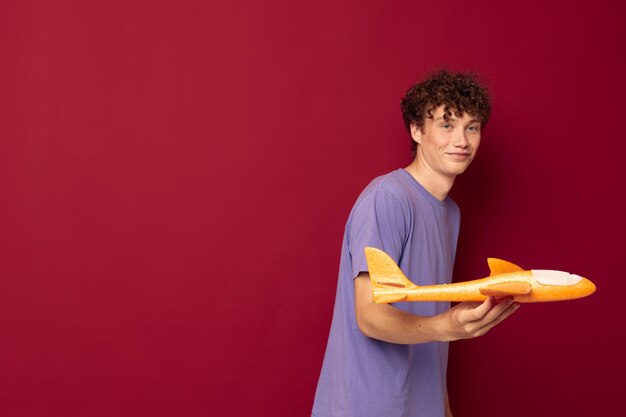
[354,273,520,344]
[355,299,448,344]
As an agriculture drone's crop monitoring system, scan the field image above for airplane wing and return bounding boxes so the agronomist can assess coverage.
[479,282,532,296]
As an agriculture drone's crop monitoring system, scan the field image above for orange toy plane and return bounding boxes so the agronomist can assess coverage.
[364,247,596,304]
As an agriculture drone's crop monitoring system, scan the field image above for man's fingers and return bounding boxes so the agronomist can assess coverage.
[479,297,515,324]
[466,296,515,322]
[450,296,520,339]
[476,301,520,336]
[464,296,495,322]
[458,297,514,325]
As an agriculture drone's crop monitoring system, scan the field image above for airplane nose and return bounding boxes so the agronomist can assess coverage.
[581,278,596,296]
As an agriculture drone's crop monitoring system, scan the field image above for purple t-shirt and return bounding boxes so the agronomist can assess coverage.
[312,169,460,417]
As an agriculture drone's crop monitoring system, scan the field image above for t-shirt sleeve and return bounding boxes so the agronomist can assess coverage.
[348,187,408,279]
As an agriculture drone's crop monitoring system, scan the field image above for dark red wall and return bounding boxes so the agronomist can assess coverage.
[1,0,624,415]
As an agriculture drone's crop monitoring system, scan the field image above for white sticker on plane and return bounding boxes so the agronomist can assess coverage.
[531,270,583,286]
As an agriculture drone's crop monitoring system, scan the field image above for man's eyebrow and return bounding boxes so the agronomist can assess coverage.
[434,116,480,123]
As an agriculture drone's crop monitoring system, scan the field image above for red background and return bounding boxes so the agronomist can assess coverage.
[1,0,624,416]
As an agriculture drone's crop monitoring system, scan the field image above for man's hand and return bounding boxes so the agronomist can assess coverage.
[439,297,520,342]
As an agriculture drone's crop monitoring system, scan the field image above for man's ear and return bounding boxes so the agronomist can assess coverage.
[410,122,422,145]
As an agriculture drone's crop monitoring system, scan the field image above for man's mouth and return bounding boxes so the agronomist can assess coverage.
[446,152,471,159]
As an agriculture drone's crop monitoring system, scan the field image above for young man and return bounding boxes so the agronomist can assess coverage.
[312,70,519,417]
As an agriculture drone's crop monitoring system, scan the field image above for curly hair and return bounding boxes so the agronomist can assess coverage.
[401,69,491,155]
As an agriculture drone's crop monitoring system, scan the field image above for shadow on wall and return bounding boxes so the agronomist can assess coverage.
[449,132,509,278]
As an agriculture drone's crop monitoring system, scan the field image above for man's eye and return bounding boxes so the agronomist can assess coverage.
[467,125,480,132]
[442,124,451,129]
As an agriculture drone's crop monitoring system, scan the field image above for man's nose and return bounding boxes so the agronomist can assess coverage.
[453,131,469,147]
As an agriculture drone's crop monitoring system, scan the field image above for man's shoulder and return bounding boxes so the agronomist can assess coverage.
[346,170,417,222]
[358,169,415,201]
[353,169,460,217]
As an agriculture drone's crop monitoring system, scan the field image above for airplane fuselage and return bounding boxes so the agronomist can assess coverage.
[365,247,597,304]
[373,271,596,303]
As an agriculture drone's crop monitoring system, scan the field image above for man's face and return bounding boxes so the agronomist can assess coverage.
[411,105,481,179]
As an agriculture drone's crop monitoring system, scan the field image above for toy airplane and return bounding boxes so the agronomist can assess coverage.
[364,247,596,303]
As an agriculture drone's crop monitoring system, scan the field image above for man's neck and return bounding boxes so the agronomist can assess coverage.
[404,158,456,202]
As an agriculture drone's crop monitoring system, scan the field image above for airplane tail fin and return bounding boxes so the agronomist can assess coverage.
[364,247,418,303]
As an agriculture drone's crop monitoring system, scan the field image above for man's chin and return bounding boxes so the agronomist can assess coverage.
[448,164,471,176]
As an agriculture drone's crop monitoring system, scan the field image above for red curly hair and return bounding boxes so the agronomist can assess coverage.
[401,69,491,155]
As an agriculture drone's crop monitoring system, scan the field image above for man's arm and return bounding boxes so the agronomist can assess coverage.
[354,272,520,344]
[445,388,453,417]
